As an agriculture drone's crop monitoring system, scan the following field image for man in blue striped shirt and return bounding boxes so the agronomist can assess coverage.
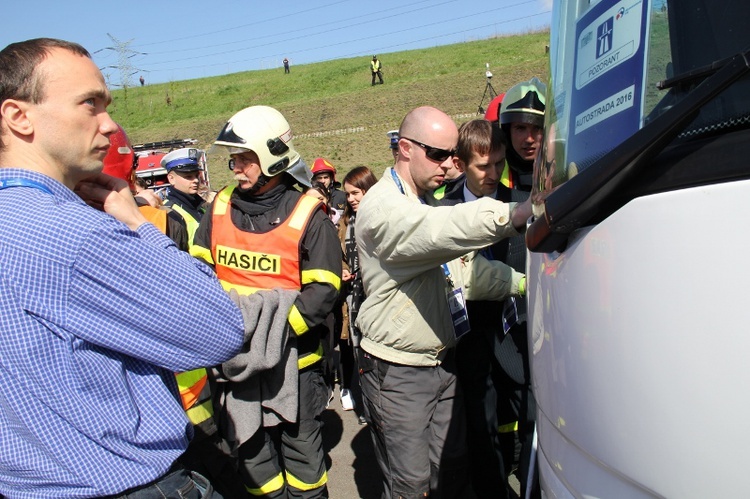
[0,38,246,498]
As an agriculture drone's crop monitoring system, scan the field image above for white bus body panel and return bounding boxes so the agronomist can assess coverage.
[528,179,750,498]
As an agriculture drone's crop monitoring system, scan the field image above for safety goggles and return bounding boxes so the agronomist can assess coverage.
[401,137,457,162]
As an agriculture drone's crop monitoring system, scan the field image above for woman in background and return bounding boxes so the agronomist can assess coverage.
[338,166,378,425]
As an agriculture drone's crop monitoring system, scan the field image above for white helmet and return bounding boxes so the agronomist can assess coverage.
[214,105,301,179]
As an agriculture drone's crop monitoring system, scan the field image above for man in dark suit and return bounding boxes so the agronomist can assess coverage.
[432,118,533,499]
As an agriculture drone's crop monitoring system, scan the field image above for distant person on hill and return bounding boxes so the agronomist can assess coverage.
[283,57,290,74]
[139,75,145,86]
[370,55,383,86]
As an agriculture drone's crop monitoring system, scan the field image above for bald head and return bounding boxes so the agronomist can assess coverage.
[399,106,456,143]
[395,106,458,196]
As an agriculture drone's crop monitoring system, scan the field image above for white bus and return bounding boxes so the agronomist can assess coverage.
[526,0,750,496]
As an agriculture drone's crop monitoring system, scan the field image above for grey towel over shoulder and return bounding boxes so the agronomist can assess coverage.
[212,288,300,448]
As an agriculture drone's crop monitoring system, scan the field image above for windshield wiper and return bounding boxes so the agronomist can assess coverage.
[527,49,750,253]
[657,53,740,90]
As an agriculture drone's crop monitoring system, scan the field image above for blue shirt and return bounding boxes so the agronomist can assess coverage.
[0,170,245,498]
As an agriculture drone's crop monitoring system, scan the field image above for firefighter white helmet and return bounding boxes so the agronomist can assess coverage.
[214,105,302,180]
[499,77,547,128]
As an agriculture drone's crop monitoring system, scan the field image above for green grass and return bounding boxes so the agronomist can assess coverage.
[111,30,550,189]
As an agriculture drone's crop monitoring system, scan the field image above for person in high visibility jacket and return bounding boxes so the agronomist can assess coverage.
[370,55,384,85]
[161,147,208,247]
[103,124,245,498]
[191,105,341,499]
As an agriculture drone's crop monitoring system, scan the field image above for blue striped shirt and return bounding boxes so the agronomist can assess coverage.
[0,170,245,498]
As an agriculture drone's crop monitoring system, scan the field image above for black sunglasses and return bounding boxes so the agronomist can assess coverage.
[401,137,458,162]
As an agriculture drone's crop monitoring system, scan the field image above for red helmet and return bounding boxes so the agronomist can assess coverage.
[103,123,136,189]
[484,93,506,123]
[311,157,337,181]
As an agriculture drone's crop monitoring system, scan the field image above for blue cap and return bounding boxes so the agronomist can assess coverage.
[161,148,203,172]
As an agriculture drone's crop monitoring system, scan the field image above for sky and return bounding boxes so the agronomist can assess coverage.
[2,0,552,86]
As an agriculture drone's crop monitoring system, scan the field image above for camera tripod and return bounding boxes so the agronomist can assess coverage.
[477,76,498,115]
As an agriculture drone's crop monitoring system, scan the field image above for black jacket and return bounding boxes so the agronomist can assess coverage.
[164,188,206,224]
[193,180,342,361]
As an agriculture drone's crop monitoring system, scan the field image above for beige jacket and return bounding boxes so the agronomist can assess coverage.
[354,168,525,366]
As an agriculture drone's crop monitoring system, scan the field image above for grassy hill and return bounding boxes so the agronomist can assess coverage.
[110,30,550,188]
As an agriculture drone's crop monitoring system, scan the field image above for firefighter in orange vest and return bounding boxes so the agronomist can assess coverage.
[191,105,341,498]
[103,124,246,498]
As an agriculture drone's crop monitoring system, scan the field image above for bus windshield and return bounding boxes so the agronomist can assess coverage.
[530,0,750,249]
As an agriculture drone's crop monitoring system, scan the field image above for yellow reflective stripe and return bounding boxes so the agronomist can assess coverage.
[500,160,512,188]
[288,304,309,335]
[298,342,324,370]
[214,185,235,216]
[220,280,263,295]
[185,399,214,425]
[432,184,447,200]
[174,368,207,388]
[518,276,526,296]
[289,195,321,231]
[498,421,519,433]
[285,469,328,491]
[301,269,341,291]
[246,472,285,496]
[190,244,214,264]
[169,204,200,244]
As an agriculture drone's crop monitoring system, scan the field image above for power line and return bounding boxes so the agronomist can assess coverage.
[142,7,548,75]
[100,34,147,88]
[132,0,352,48]
[142,0,442,57]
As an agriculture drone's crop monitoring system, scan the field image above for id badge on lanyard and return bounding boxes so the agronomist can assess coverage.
[390,169,471,339]
[444,261,471,340]
[447,287,471,339]
[502,297,518,335]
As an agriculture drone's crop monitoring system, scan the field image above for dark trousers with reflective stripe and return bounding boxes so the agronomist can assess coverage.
[238,367,328,498]
[456,329,517,499]
[359,350,469,499]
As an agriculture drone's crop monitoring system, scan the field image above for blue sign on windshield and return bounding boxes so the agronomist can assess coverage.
[568,0,650,170]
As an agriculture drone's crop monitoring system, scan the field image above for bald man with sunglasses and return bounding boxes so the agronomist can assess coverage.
[354,106,531,498]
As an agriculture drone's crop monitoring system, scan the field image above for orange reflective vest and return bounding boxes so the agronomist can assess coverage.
[175,368,214,425]
[138,205,167,233]
[210,185,322,295]
[141,204,212,426]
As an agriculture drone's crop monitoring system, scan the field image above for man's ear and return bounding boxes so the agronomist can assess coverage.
[166,170,176,185]
[399,138,412,160]
[0,99,34,138]
[454,157,465,173]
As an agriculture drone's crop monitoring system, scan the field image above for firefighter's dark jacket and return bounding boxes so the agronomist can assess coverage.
[192,180,342,364]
